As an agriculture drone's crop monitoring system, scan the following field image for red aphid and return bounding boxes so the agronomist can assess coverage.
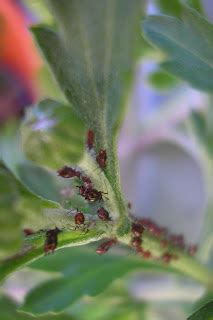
[57,166,81,178]
[85,189,106,202]
[170,234,185,249]
[74,211,85,225]
[96,149,107,169]
[81,175,92,188]
[77,185,87,197]
[131,236,142,248]
[131,223,144,237]
[143,250,151,259]
[97,207,111,221]
[96,238,117,255]
[162,252,177,264]
[87,129,94,150]
[44,228,60,254]
[23,228,34,236]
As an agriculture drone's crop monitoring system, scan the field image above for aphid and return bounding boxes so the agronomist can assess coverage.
[44,227,60,254]
[131,236,142,248]
[97,207,111,221]
[81,175,92,188]
[87,129,94,150]
[57,166,81,178]
[128,202,132,209]
[188,245,197,256]
[85,188,107,202]
[23,228,34,236]
[137,247,151,259]
[162,252,178,264]
[142,250,151,259]
[96,149,107,169]
[170,234,185,249]
[96,238,117,255]
[131,223,144,237]
[74,211,85,225]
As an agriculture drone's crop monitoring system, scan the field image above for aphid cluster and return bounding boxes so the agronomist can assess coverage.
[130,222,151,259]
[52,130,112,255]
[132,216,198,263]
[86,129,107,169]
[96,238,117,255]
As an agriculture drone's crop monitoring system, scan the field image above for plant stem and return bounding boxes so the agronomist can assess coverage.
[119,231,213,289]
[0,229,104,283]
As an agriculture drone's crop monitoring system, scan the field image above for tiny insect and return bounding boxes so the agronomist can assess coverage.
[96,149,107,169]
[44,227,61,255]
[85,188,108,202]
[57,166,81,178]
[81,175,92,189]
[74,211,85,226]
[131,236,142,248]
[23,228,34,236]
[131,223,144,237]
[96,238,117,255]
[97,207,111,221]
[87,129,94,150]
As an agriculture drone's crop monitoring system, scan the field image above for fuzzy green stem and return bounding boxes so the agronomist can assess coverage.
[119,231,213,289]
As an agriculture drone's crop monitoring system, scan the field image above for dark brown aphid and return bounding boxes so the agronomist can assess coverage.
[137,247,151,259]
[142,250,151,259]
[57,166,81,178]
[162,252,178,264]
[96,149,107,169]
[44,228,60,254]
[96,238,117,255]
[74,211,85,225]
[87,129,94,150]
[131,236,142,248]
[23,228,34,236]
[131,223,144,237]
[85,188,107,202]
[97,207,111,221]
[81,175,92,189]
[170,234,185,249]
[77,185,87,197]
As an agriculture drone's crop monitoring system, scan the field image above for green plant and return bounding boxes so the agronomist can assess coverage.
[0,1,213,319]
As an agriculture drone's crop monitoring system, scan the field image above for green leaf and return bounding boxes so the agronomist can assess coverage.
[148,69,179,90]
[69,283,147,320]
[143,7,213,92]
[31,0,144,209]
[0,124,66,202]
[32,0,143,139]
[0,295,75,320]
[187,300,213,319]
[156,0,203,17]
[156,0,183,18]
[0,166,22,258]
[22,245,170,314]
[22,99,85,169]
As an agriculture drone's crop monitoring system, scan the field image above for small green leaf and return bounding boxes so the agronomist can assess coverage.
[22,99,85,169]
[0,295,75,320]
[148,69,179,90]
[187,300,213,319]
[143,7,213,92]
[22,246,169,314]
